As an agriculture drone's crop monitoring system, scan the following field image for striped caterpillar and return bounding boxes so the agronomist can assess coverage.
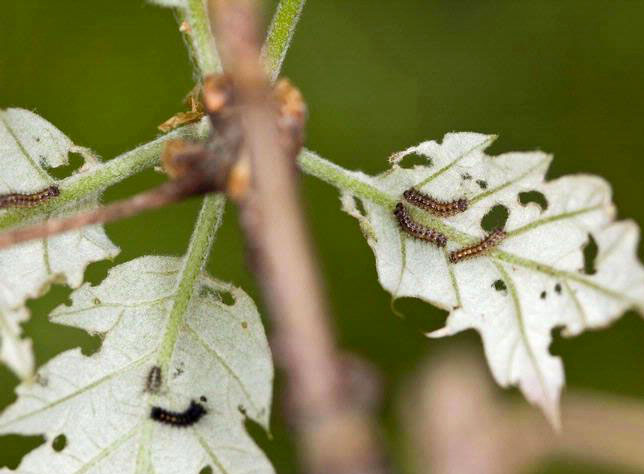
[393,202,447,247]
[403,188,468,217]
[449,228,506,263]
[150,400,207,427]
[0,185,60,209]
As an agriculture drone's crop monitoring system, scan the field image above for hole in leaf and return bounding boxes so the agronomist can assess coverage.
[554,283,562,294]
[354,197,367,216]
[582,234,598,275]
[199,286,235,305]
[84,260,116,287]
[549,326,566,355]
[475,179,488,190]
[492,279,507,292]
[0,434,44,468]
[48,152,85,180]
[481,204,509,232]
[219,291,234,305]
[518,191,548,211]
[396,153,432,169]
[25,284,101,357]
[199,467,213,474]
[52,434,67,452]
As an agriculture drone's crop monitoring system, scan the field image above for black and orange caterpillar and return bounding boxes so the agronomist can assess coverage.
[150,400,207,427]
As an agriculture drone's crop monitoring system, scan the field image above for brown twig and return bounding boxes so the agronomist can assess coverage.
[210,1,388,473]
[0,172,215,250]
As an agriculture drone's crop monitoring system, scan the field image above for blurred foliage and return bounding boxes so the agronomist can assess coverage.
[1,1,643,473]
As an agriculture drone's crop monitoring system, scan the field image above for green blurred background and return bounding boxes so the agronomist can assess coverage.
[1,1,644,473]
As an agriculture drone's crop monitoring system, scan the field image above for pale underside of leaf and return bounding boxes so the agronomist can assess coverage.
[342,132,644,427]
[0,256,274,474]
[0,108,119,379]
[0,306,33,380]
[148,0,186,7]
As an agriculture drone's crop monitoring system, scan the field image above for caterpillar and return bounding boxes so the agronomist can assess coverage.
[402,188,468,217]
[0,185,60,209]
[393,202,447,247]
[449,228,506,263]
[144,366,162,393]
[150,400,207,427]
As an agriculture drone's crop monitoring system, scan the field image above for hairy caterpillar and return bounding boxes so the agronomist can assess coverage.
[449,228,506,263]
[402,188,468,217]
[394,202,447,247]
[150,400,207,427]
[0,185,60,209]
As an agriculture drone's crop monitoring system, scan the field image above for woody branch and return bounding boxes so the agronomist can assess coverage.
[209,0,388,473]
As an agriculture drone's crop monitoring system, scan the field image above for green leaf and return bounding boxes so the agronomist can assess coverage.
[0,256,274,474]
[335,132,644,427]
[0,108,119,380]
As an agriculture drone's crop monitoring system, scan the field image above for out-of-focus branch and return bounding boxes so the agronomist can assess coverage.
[551,392,644,470]
[209,1,388,473]
[402,350,644,474]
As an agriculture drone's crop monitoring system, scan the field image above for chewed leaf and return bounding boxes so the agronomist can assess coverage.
[339,132,644,427]
[0,256,274,474]
[0,108,119,379]
[0,307,33,380]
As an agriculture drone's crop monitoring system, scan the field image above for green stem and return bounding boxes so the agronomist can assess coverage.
[298,149,394,208]
[157,193,225,369]
[184,0,221,75]
[263,0,307,82]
